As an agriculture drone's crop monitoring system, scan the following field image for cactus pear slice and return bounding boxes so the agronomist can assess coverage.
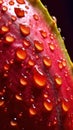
[0,0,73,130]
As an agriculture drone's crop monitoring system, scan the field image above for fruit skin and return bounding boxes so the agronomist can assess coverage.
[0,0,73,130]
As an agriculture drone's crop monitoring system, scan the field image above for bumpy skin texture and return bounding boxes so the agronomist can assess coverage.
[0,0,73,130]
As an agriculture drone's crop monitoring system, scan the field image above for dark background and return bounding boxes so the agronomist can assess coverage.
[42,0,73,61]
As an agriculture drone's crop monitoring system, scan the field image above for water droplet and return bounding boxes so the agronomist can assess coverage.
[14,8,24,18]
[16,0,25,4]
[19,24,30,36]
[34,40,44,52]
[29,104,37,116]
[33,14,39,21]
[15,93,23,101]
[10,118,18,127]
[55,75,62,86]
[44,99,53,111]
[1,25,9,33]
[0,97,4,107]
[9,0,14,5]
[49,43,55,51]
[43,56,52,67]
[52,16,57,24]
[58,61,63,69]
[23,39,30,48]
[62,59,66,67]
[40,30,47,38]
[62,99,69,112]
[28,59,35,67]
[4,61,10,71]
[33,66,46,88]
[20,76,27,86]
[16,48,27,61]
[0,0,3,4]
[11,15,17,21]
[2,6,8,12]
[5,35,15,43]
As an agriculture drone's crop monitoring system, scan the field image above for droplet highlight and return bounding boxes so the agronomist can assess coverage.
[34,40,44,52]
[20,24,30,36]
[43,56,52,67]
[16,48,27,61]
[44,99,53,111]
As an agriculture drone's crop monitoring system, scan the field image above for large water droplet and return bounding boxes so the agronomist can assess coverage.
[5,35,15,44]
[19,24,30,36]
[14,8,24,18]
[9,0,14,5]
[1,25,9,33]
[34,40,44,52]
[16,48,27,61]
[16,0,25,4]
[43,56,52,67]
[40,30,47,38]
[33,66,46,88]
[44,99,53,111]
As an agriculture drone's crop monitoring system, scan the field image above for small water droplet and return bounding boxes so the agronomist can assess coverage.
[52,16,57,24]
[10,118,18,127]
[33,14,39,21]
[43,56,52,67]
[49,43,55,51]
[9,0,14,5]
[20,76,27,86]
[16,0,25,4]
[44,99,53,111]
[55,75,62,86]
[40,30,47,38]
[58,60,63,69]
[23,39,30,48]
[62,99,69,112]
[14,8,24,18]
[33,66,46,88]
[5,35,15,44]
[11,15,17,21]
[2,6,8,12]
[28,59,35,67]
[16,48,27,61]
[0,97,5,107]
[29,104,37,116]
[15,93,23,101]
[19,24,30,36]
[34,40,44,52]
[4,61,10,71]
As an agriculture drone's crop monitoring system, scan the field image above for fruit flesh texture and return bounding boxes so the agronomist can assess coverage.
[0,0,73,130]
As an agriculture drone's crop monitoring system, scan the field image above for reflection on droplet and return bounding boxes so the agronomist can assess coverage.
[49,43,55,51]
[28,59,35,67]
[44,99,53,111]
[33,66,46,88]
[2,6,8,12]
[23,39,30,47]
[9,0,14,5]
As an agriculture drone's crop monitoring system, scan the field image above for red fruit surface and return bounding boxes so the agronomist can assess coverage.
[0,0,73,130]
